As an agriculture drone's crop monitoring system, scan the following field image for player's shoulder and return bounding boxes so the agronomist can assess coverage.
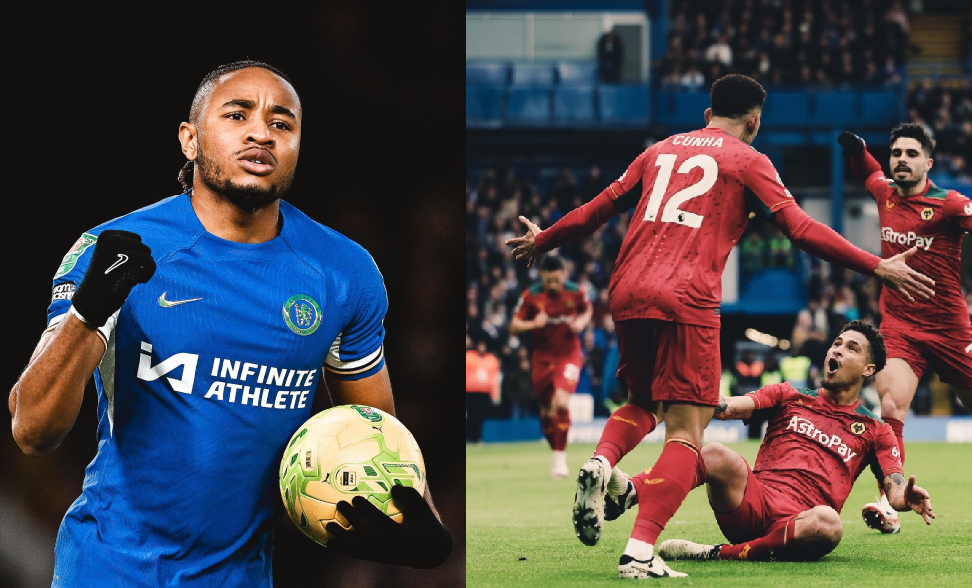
[277,199,379,275]
[853,403,885,425]
[527,282,544,296]
[80,194,200,259]
[563,280,580,292]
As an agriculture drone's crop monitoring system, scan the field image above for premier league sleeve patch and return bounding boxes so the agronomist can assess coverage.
[52,282,76,302]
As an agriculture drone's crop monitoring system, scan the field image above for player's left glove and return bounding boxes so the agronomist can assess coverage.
[325,484,454,568]
[837,131,866,156]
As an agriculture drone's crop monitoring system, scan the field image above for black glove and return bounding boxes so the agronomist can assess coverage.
[72,230,156,327]
[325,484,454,568]
[837,131,866,156]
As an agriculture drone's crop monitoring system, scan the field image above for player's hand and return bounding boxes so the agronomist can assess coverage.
[72,230,156,327]
[569,319,585,334]
[325,485,454,568]
[713,395,732,420]
[534,311,549,328]
[873,246,935,303]
[505,215,544,268]
[904,475,935,525]
[837,131,865,156]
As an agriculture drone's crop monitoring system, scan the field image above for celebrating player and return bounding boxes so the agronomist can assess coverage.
[838,125,972,534]
[506,73,935,579]
[605,320,934,563]
[8,61,452,587]
[509,255,593,478]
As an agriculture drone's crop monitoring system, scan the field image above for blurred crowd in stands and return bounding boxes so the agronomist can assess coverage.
[655,0,912,90]
[908,77,972,183]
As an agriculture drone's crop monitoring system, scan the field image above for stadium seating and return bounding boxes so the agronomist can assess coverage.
[506,86,552,124]
[466,85,504,126]
[859,91,902,126]
[510,62,556,86]
[812,92,857,126]
[668,91,710,127]
[553,85,597,126]
[761,91,810,126]
[598,85,650,125]
[556,61,599,85]
[466,62,509,85]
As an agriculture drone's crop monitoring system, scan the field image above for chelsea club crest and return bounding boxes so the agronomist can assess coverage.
[283,294,322,336]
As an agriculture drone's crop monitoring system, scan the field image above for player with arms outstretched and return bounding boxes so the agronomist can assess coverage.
[838,125,972,534]
[506,73,934,579]
[605,321,934,563]
[510,255,593,478]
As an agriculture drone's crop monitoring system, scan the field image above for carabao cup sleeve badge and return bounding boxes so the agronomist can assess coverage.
[283,294,322,336]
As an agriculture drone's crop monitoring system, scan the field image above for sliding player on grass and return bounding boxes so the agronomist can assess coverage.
[838,125,972,533]
[604,320,934,563]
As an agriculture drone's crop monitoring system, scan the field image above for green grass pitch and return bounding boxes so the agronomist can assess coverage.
[467,440,972,587]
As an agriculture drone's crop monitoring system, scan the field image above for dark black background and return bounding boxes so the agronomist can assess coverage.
[2,4,462,587]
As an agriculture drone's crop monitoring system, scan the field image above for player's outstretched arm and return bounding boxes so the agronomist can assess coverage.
[506,188,621,267]
[885,473,935,525]
[323,367,454,568]
[713,394,756,421]
[9,230,155,455]
[772,207,935,302]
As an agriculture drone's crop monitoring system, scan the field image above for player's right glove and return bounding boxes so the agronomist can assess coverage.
[71,230,156,327]
[325,484,454,568]
[837,131,866,156]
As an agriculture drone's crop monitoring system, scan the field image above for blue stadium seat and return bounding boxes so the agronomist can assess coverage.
[556,62,598,85]
[465,62,509,85]
[859,91,902,126]
[466,85,504,125]
[510,62,556,86]
[670,91,710,127]
[598,85,649,125]
[553,86,597,126]
[812,92,857,126]
[506,87,552,125]
[761,91,810,126]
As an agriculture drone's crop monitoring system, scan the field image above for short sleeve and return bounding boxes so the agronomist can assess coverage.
[872,422,904,477]
[324,254,388,381]
[740,154,798,215]
[745,382,793,410]
[46,232,115,343]
[944,191,972,231]
[513,291,535,320]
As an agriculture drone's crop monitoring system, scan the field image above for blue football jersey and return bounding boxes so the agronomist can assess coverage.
[47,194,388,587]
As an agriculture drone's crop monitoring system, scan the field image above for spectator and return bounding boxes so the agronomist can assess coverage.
[597,30,624,83]
[466,339,501,443]
[502,348,535,420]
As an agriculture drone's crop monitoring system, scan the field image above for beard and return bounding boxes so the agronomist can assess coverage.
[195,150,295,213]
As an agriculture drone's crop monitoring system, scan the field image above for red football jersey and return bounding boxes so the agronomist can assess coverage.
[864,172,972,330]
[747,383,902,514]
[513,281,589,358]
[607,127,797,327]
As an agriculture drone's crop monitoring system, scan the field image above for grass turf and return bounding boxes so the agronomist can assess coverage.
[467,440,972,587]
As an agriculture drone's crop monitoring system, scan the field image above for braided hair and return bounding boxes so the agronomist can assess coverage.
[178,60,298,195]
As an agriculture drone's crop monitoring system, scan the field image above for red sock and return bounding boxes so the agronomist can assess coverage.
[719,516,798,560]
[551,406,570,451]
[630,439,703,545]
[540,415,554,449]
[884,417,905,466]
[595,404,657,467]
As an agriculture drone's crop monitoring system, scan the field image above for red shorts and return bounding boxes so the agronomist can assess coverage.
[880,319,972,389]
[531,349,583,405]
[714,466,804,544]
[614,319,720,406]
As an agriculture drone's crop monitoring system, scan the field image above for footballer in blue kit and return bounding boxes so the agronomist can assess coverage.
[8,61,453,587]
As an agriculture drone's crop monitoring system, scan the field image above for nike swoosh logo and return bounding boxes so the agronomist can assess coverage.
[158,292,203,308]
[105,254,128,274]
